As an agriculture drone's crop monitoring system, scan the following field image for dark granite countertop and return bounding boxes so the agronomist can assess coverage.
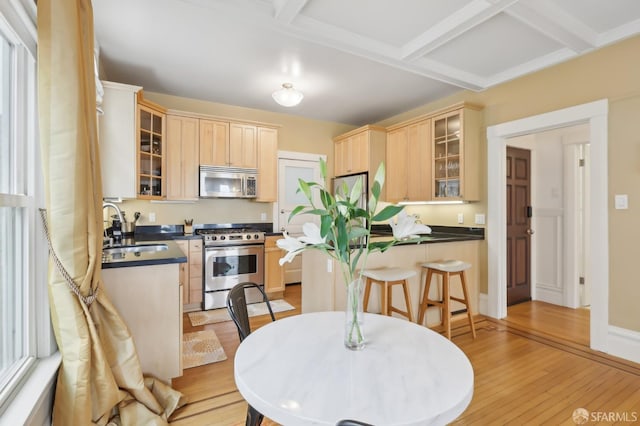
[369,224,484,244]
[101,239,187,269]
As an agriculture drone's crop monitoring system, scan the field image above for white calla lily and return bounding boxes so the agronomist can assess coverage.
[276,231,306,265]
[389,210,432,240]
[299,222,326,245]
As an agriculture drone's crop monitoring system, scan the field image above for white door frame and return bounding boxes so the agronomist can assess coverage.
[486,99,609,352]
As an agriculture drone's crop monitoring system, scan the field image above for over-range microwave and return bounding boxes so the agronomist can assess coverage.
[199,165,258,198]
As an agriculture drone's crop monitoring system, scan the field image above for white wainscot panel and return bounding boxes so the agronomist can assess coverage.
[535,209,563,305]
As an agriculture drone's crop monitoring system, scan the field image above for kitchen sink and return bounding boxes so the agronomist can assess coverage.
[103,243,168,256]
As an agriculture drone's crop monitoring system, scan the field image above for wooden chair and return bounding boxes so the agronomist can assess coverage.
[226,282,276,426]
[417,260,476,340]
[361,267,415,321]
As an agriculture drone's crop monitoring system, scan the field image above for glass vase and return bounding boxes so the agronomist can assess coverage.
[344,278,365,350]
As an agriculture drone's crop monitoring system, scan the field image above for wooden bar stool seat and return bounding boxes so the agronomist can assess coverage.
[417,260,476,340]
[361,267,415,321]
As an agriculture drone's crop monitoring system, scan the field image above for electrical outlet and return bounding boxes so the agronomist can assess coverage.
[149,212,156,223]
[457,213,464,224]
[260,212,267,221]
[614,194,628,210]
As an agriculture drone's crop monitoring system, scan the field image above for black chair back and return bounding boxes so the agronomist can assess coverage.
[226,282,277,426]
[226,281,276,342]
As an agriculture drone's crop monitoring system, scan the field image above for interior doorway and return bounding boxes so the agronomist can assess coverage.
[274,151,324,284]
[486,99,609,353]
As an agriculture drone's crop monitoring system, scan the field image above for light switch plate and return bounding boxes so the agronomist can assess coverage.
[457,213,464,224]
[475,213,486,225]
[614,194,628,210]
[148,212,156,223]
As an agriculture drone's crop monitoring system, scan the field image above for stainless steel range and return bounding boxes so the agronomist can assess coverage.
[198,228,265,310]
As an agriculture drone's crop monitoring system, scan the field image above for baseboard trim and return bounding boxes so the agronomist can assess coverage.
[534,286,563,306]
[607,325,640,364]
[478,293,489,317]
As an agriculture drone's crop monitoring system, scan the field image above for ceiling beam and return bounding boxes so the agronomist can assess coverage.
[273,0,308,24]
[504,0,596,53]
[401,0,519,61]
[286,14,486,91]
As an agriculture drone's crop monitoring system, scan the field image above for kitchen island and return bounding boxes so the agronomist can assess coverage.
[301,227,483,327]
[101,239,187,384]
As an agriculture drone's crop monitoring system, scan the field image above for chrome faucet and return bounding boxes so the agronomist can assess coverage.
[103,202,124,246]
[102,202,124,224]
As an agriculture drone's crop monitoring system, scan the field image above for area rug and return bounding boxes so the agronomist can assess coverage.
[188,299,295,327]
[182,329,227,369]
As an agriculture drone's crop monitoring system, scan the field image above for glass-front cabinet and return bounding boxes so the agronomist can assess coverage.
[138,102,165,199]
[433,111,461,198]
[431,104,481,201]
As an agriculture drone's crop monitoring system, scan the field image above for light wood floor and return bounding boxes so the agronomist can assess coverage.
[169,286,640,425]
[506,300,591,347]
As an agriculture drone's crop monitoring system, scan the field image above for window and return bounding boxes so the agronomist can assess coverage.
[0,1,51,417]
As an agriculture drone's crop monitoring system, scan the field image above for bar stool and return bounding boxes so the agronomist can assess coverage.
[361,267,415,321]
[417,260,476,340]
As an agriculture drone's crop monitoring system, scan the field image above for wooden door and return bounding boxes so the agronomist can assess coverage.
[506,146,532,305]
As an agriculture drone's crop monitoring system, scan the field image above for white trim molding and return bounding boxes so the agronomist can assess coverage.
[607,326,640,364]
[486,99,610,354]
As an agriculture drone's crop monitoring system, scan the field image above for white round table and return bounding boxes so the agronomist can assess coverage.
[234,311,474,425]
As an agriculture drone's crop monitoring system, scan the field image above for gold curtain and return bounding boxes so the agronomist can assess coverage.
[37,1,186,424]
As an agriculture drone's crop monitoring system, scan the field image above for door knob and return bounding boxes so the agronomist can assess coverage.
[526,229,535,235]
[280,209,285,214]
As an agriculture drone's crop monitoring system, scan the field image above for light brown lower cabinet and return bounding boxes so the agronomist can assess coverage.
[264,235,285,298]
[177,239,203,312]
[102,263,183,383]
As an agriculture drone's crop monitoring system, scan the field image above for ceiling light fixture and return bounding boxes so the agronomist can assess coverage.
[272,83,304,107]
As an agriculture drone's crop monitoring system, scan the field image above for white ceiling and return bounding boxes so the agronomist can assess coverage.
[92,0,640,125]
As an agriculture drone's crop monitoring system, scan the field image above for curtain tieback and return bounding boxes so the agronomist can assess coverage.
[39,208,99,307]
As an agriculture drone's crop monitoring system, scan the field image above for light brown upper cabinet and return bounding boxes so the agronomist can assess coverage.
[199,120,258,169]
[432,104,482,201]
[199,119,229,167]
[137,98,166,200]
[166,114,199,200]
[333,125,386,182]
[229,123,258,168]
[256,127,278,202]
[385,118,431,203]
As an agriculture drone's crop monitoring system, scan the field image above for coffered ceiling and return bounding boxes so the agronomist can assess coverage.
[92,0,640,125]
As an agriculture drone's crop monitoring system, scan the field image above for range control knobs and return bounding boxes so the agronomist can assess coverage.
[254,234,261,240]
[246,234,252,240]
